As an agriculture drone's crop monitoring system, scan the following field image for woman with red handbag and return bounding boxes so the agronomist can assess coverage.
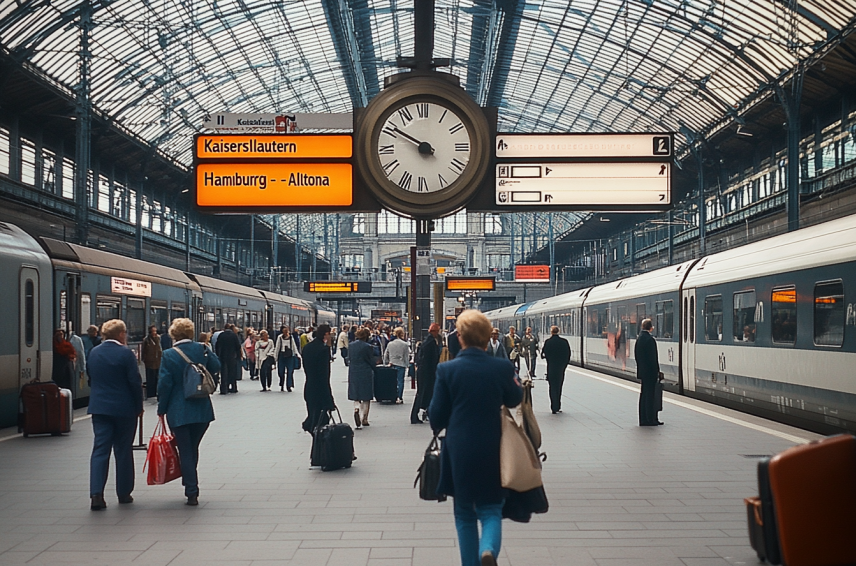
[157,318,221,506]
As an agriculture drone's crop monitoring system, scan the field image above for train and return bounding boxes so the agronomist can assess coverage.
[485,214,856,435]
[1,221,335,429]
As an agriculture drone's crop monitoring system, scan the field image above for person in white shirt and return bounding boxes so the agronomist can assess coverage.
[487,328,508,359]
[274,325,301,392]
[255,330,276,392]
[383,327,411,404]
[336,325,350,367]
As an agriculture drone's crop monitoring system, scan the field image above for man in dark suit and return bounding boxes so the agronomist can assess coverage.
[215,323,243,394]
[411,323,441,424]
[301,324,335,433]
[541,325,571,414]
[486,328,508,358]
[635,318,662,426]
[86,319,143,510]
[447,326,461,359]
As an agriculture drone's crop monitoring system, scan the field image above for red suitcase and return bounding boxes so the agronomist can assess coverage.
[768,434,856,566]
[20,381,63,437]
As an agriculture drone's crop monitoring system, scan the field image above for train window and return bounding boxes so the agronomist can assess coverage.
[655,301,674,339]
[689,296,695,342]
[733,291,756,344]
[171,304,185,320]
[151,301,169,336]
[771,287,796,344]
[635,304,646,336]
[704,295,723,341]
[599,308,609,338]
[25,279,34,347]
[814,281,844,347]
[80,294,91,331]
[683,298,688,339]
[126,299,146,342]
[588,309,598,336]
[95,295,121,327]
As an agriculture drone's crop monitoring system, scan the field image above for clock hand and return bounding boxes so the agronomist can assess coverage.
[392,127,434,155]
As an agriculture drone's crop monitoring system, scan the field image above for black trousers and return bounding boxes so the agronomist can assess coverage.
[410,371,436,422]
[340,347,348,366]
[221,359,240,393]
[638,378,657,425]
[260,357,274,390]
[145,367,159,398]
[547,376,564,413]
[172,422,209,497]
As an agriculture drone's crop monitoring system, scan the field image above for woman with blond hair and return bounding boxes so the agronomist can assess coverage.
[157,318,220,506]
[429,310,523,566]
[255,329,276,392]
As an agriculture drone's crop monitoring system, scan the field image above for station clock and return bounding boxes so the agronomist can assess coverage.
[355,74,492,218]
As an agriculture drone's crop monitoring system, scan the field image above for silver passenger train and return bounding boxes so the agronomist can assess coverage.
[485,214,856,435]
[1,221,335,429]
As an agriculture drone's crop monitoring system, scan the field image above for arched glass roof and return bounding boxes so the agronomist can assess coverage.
[1,0,852,167]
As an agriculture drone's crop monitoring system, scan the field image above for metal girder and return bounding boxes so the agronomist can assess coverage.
[771,0,839,37]
[320,0,379,108]
[464,0,499,105]
[486,0,524,109]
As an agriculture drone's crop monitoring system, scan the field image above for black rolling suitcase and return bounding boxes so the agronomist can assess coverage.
[312,409,354,472]
[754,457,782,564]
[373,366,398,403]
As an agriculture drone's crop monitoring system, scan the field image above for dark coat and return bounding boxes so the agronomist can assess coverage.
[157,342,221,428]
[428,348,523,505]
[87,341,143,418]
[634,331,660,384]
[302,337,335,431]
[486,339,507,359]
[417,334,441,377]
[347,340,375,401]
[447,330,461,359]
[215,330,242,361]
[542,334,571,381]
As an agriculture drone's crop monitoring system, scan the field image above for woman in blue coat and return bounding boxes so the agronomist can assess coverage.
[157,318,221,506]
[429,310,523,566]
[347,327,376,429]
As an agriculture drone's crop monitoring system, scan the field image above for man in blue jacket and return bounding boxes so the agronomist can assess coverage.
[86,319,143,510]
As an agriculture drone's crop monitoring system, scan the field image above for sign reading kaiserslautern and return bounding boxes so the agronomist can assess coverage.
[495,133,672,159]
[202,112,353,133]
[111,277,152,297]
[195,135,352,160]
[496,162,670,206]
[196,163,353,208]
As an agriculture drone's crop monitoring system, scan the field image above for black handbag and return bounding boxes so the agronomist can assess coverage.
[502,485,549,523]
[414,434,446,502]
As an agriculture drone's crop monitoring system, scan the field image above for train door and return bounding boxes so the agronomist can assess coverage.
[19,267,40,387]
[681,288,696,392]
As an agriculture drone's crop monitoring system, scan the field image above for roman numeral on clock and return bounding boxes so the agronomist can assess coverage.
[382,126,397,138]
[449,123,464,134]
[438,174,448,188]
[418,176,428,192]
[416,103,429,118]
[383,159,400,175]
[398,171,413,190]
[397,107,413,124]
[455,142,469,152]
[378,145,394,155]
[450,158,466,173]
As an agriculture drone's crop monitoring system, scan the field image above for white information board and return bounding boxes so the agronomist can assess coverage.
[111,277,152,297]
[495,133,672,159]
[495,162,670,207]
[202,112,353,133]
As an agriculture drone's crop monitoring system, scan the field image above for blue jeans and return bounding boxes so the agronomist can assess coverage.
[395,365,406,400]
[90,414,137,497]
[453,498,503,566]
[278,355,296,389]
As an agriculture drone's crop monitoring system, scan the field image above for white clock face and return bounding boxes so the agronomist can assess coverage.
[376,101,471,193]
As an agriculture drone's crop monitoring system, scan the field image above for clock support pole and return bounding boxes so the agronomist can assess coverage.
[414,219,433,342]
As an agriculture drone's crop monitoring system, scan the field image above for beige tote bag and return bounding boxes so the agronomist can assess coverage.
[500,405,543,492]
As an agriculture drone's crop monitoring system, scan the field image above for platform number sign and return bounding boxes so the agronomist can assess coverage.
[653,136,671,157]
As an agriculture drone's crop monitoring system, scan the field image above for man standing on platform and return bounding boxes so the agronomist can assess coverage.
[446,325,461,359]
[141,325,162,399]
[215,323,243,394]
[411,323,441,424]
[635,319,663,426]
[520,327,539,378]
[86,319,142,510]
[337,325,350,366]
[541,325,571,414]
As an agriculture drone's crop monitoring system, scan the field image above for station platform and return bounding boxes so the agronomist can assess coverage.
[0,361,820,566]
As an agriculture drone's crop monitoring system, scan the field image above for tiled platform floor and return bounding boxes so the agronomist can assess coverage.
[0,361,820,566]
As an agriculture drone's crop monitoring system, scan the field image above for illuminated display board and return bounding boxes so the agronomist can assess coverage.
[515,265,550,282]
[445,277,496,291]
[495,133,672,159]
[196,163,352,208]
[195,134,352,160]
[304,281,372,293]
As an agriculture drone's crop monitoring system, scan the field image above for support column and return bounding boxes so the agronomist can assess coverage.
[185,211,191,272]
[135,179,143,259]
[249,216,255,287]
[667,209,674,266]
[415,219,432,342]
[693,145,706,256]
[777,72,804,232]
[75,1,93,246]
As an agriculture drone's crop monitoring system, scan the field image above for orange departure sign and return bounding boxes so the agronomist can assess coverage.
[195,134,352,160]
[515,265,550,282]
[196,163,352,208]
[445,277,496,291]
[304,281,371,293]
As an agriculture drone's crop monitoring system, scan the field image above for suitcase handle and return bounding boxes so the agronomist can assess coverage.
[743,497,763,526]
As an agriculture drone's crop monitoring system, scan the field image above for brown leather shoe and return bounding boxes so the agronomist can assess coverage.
[481,550,497,566]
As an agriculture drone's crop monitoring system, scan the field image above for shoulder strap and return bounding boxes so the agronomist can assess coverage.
[173,345,194,365]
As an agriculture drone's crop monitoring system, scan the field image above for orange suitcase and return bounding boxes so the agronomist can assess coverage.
[768,434,856,566]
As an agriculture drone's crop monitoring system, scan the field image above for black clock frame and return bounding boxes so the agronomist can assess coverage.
[354,74,492,219]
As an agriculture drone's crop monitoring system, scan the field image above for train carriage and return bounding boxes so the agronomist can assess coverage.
[521,287,590,367]
[185,273,267,334]
[681,215,856,433]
